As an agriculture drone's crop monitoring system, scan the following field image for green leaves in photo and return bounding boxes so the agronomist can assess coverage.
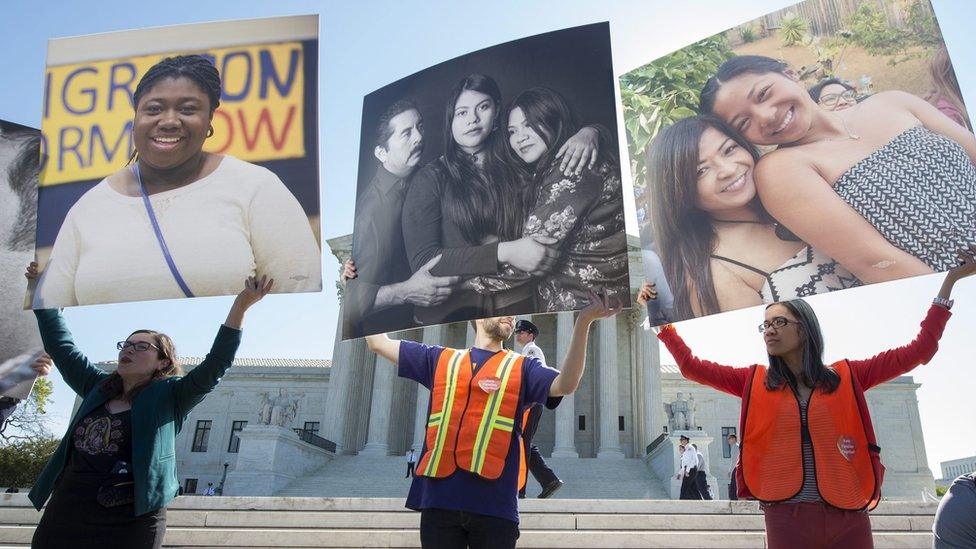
[619,34,733,189]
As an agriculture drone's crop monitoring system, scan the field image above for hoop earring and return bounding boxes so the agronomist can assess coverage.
[207,126,215,138]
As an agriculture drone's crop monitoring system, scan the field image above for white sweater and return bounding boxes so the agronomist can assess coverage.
[35,156,321,307]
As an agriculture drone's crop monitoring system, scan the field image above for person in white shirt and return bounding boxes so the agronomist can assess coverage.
[204,483,215,496]
[515,319,563,499]
[406,449,417,478]
[676,436,702,499]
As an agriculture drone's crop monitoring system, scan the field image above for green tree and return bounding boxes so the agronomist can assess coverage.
[0,377,54,443]
[845,0,942,64]
[619,33,733,190]
[0,437,59,488]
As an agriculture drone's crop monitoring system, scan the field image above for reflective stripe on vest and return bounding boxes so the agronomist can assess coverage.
[741,361,879,510]
[416,348,524,481]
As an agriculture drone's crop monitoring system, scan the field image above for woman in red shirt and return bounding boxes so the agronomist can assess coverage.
[638,245,975,549]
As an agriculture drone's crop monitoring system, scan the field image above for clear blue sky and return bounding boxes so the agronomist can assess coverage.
[2,0,974,478]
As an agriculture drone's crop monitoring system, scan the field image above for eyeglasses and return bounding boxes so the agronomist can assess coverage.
[819,89,856,106]
[757,317,802,333]
[117,340,161,352]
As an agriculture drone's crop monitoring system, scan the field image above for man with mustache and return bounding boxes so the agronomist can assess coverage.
[344,100,457,337]
[363,291,621,548]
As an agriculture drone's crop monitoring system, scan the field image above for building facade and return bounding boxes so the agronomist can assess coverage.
[940,456,976,482]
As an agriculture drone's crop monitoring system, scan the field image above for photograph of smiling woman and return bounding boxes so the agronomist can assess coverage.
[33,54,321,308]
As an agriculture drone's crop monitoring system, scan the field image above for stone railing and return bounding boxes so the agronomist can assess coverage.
[222,424,335,496]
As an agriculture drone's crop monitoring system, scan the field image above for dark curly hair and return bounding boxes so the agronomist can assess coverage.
[133,54,221,113]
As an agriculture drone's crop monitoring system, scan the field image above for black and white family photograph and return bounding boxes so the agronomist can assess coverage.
[343,22,629,339]
[0,120,42,366]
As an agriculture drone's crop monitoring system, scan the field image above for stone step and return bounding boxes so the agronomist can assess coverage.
[278,456,674,499]
[0,506,936,532]
[0,495,938,548]
[0,493,938,515]
[0,524,936,548]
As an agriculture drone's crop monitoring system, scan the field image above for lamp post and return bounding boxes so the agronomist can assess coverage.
[217,462,229,495]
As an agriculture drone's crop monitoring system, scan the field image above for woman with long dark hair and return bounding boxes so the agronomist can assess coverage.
[637,246,976,548]
[401,74,600,323]
[34,55,319,308]
[699,55,976,286]
[469,87,628,310]
[646,114,858,322]
[26,262,272,548]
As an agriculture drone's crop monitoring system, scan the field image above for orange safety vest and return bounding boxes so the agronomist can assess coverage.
[740,360,882,511]
[416,348,525,481]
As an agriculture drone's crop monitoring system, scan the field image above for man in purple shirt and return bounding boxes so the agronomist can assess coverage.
[364,291,621,548]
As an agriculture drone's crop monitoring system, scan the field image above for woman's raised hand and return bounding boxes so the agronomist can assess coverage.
[556,126,599,176]
[947,244,976,282]
[498,235,560,275]
[636,282,665,334]
[636,282,658,307]
[938,244,976,303]
[225,275,273,330]
[30,353,53,377]
[237,275,274,309]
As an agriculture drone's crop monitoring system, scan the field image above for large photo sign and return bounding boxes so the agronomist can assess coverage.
[344,23,629,339]
[0,120,42,391]
[621,0,975,324]
[31,15,322,308]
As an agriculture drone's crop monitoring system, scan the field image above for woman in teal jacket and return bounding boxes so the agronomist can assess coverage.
[27,264,273,549]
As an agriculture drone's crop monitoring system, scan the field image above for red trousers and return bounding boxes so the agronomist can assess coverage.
[763,502,873,549]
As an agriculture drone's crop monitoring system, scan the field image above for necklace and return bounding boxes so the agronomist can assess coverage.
[817,113,861,143]
[713,219,801,242]
[712,219,766,225]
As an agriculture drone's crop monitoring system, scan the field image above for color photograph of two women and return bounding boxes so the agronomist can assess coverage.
[622,0,975,325]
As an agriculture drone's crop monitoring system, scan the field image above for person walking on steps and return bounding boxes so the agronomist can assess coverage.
[514,319,563,499]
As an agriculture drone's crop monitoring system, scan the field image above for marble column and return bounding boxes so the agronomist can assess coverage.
[361,332,397,455]
[640,313,666,449]
[551,311,579,457]
[412,325,445,451]
[343,339,374,454]
[322,303,352,453]
[596,316,624,458]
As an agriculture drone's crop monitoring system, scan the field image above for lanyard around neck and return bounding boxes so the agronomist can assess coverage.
[131,163,195,298]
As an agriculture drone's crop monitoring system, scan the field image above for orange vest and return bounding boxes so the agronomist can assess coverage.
[416,348,525,481]
[740,360,882,511]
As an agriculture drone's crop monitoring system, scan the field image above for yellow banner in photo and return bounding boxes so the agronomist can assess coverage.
[41,41,305,186]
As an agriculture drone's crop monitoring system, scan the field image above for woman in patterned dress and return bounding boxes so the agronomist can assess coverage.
[469,87,629,311]
[644,114,858,322]
[700,55,976,285]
